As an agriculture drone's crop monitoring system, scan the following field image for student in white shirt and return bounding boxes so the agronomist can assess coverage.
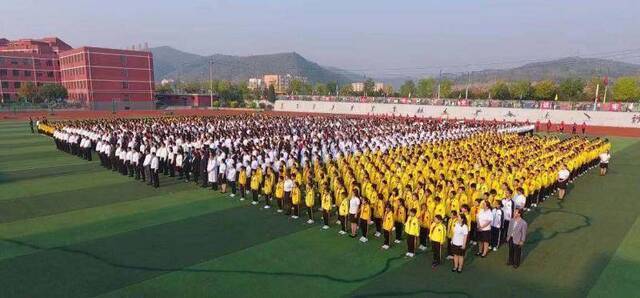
[207,155,219,190]
[150,152,160,188]
[451,214,469,273]
[476,200,493,258]
[218,160,227,193]
[283,175,294,215]
[557,165,571,200]
[142,150,152,184]
[349,188,361,238]
[599,150,611,176]
[490,201,504,251]
[226,165,237,197]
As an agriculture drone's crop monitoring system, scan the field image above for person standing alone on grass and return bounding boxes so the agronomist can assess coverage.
[349,188,361,238]
[507,209,528,269]
[599,150,611,176]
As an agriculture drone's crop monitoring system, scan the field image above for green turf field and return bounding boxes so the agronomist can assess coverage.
[0,121,639,298]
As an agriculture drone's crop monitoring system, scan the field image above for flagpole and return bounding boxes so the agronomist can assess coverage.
[593,83,600,111]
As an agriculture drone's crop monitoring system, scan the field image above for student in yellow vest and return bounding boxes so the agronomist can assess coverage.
[394,199,407,244]
[275,177,285,213]
[359,198,372,242]
[238,167,247,200]
[373,193,385,238]
[405,208,420,258]
[305,182,315,224]
[250,171,260,206]
[446,210,459,260]
[262,169,274,209]
[291,182,301,219]
[418,202,431,251]
[381,204,394,250]
[338,195,349,235]
[321,184,332,229]
[430,214,446,268]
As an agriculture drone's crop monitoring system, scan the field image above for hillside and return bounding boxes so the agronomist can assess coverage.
[448,57,640,84]
[150,46,353,84]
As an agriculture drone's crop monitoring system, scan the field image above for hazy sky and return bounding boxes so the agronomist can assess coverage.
[2,0,639,77]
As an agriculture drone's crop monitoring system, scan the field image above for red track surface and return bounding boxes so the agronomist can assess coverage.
[2,109,640,137]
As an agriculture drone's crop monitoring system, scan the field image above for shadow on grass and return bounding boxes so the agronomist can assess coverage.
[1,237,406,284]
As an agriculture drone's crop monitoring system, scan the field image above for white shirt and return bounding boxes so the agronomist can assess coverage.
[514,194,526,210]
[491,209,503,228]
[558,169,570,181]
[477,209,493,231]
[599,153,610,164]
[143,154,152,166]
[283,179,294,192]
[150,156,159,170]
[502,198,514,221]
[349,196,361,215]
[226,167,236,181]
[451,223,469,246]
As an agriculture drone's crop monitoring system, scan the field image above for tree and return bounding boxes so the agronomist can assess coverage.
[326,82,337,96]
[288,79,304,95]
[399,80,416,97]
[267,85,277,102]
[38,83,68,102]
[612,77,640,101]
[339,84,353,96]
[182,81,202,94]
[363,78,375,96]
[17,82,39,102]
[155,84,174,95]
[533,80,558,100]
[558,78,585,101]
[489,81,511,100]
[439,79,453,98]
[583,77,602,101]
[383,85,394,96]
[314,83,329,95]
[510,80,532,100]
[416,78,436,98]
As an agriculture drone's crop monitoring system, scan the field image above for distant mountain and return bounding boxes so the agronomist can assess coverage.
[448,57,640,84]
[150,46,353,84]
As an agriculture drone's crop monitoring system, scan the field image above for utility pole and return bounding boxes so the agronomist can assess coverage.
[209,58,214,108]
[465,71,471,100]
[437,69,442,99]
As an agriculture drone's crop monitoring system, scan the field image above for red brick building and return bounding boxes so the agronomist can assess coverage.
[0,37,154,108]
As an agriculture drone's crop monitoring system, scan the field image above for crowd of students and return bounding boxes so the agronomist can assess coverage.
[41,114,611,271]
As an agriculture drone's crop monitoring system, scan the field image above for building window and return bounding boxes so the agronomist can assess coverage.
[36,71,43,77]
[24,71,32,77]
[47,71,54,78]
[34,60,41,66]
[10,59,17,65]
[0,69,6,76]
[12,70,19,77]
[122,81,129,89]
[37,82,43,87]
[1,81,8,88]
[22,59,29,65]
[123,69,128,78]
[120,55,127,66]
[46,60,53,66]
[0,57,4,64]
[14,82,21,88]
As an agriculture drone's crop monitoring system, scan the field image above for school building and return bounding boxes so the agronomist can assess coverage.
[0,37,154,108]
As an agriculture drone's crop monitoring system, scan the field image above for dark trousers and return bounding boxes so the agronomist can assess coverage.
[395,222,403,240]
[359,219,368,238]
[239,184,246,198]
[431,241,442,265]
[292,204,300,216]
[419,227,429,247]
[508,239,523,267]
[501,220,510,243]
[341,215,348,232]
[252,189,259,202]
[307,207,314,221]
[152,170,160,188]
[284,192,292,214]
[322,210,330,226]
[491,226,502,248]
[407,235,417,253]
[383,230,391,245]
[374,217,382,234]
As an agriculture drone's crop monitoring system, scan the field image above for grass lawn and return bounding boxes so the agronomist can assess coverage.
[0,121,638,297]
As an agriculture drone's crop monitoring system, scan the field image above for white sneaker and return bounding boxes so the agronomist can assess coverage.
[405,252,410,257]
[394,239,401,244]
[446,255,453,260]
[277,209,283,213]
[251,201,258,205]
[419,245,427,251]
[407,253,415,258]
[230,194,235,197]
[493,247,498,252]
[307,219,314,224]
[531,203,537,207]
[335,220,341,225]
[374,232,381,237]
[382,244,389,250]
[292,215,299,219]
[322,225,329,230]
[239,198,245,201]
[339,230,347,235]
[264,205,271,209]
[361,237,368,243]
